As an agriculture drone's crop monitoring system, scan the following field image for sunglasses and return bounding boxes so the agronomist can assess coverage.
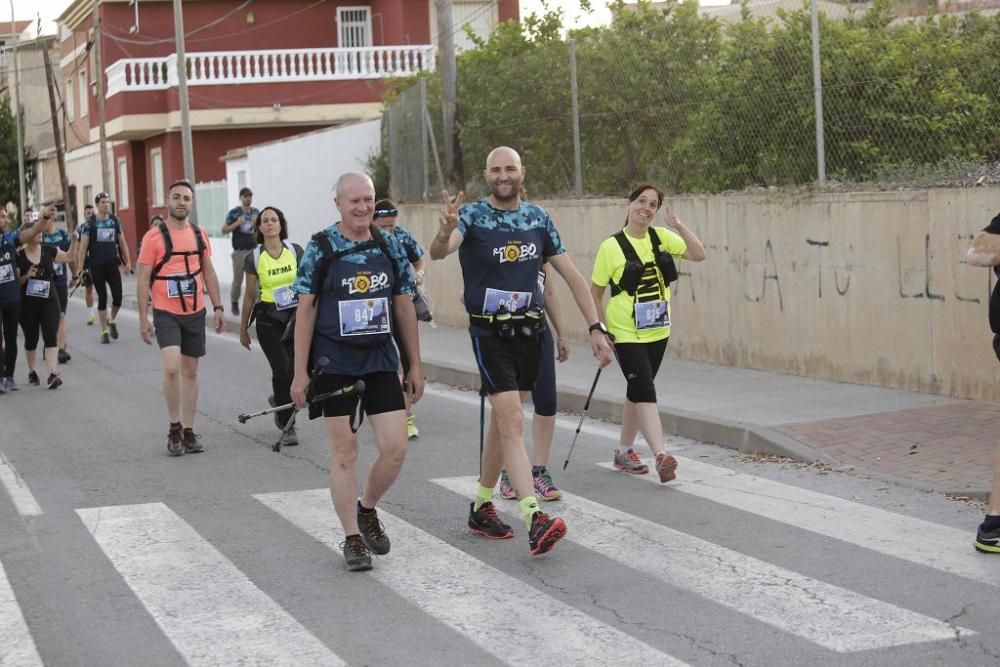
[374,209,398,219]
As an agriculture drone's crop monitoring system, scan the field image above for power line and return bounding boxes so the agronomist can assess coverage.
[102,0,255,45]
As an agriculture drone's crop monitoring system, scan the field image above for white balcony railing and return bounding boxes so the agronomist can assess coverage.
[105,45,437,98]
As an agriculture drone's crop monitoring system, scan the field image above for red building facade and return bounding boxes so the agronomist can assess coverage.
[58,0,519,248]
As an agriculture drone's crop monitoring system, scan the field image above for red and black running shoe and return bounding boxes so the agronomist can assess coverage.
[528,512,567,556]
[468,501,513,539]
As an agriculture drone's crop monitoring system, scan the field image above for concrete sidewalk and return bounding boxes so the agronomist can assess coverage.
[102,272,995,498]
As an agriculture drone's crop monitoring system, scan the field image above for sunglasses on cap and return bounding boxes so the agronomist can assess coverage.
[373,208,399,219]
[95,192,110,202]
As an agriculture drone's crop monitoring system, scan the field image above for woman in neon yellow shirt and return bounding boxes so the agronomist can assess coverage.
[239,207,304,447]
[590,183,706,483]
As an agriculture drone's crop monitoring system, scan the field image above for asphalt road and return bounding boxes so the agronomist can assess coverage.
[2,300,999,666]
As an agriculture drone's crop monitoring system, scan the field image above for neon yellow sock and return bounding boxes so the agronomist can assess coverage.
[519,496,540,529]
[473,485,494,512]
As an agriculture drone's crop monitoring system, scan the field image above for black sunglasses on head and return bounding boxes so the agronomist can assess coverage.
[374,209,398,219]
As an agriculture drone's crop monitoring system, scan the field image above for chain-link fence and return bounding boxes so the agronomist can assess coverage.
[385,79,444,202]
[385,2,1000,200]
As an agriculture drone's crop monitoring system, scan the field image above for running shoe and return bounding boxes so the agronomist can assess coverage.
[357,505,390,555]
[0,379,6,395]
[57,348,71,364]
[613,448,649,475]
[87,314,95,326]
[4,377,17,391]
[655,452,678,483]
[532,467,562,501]
[407,415,419,440]
[46,373,62,390]
[279,425,299,447]
[341,534,373,571]
[974,521,1000,554]
[528,511,567,556]
[231,301,240,316]
[167,425,185,457]
[468,501,514,539]
[108,320,119,340]
[101,330,110,344]
[498,470,517,499]
[27,370,40,386]
[182,429,204,454]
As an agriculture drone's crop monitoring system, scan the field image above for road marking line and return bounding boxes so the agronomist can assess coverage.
[76,503,344,666]
[432,476,972,653]
[0,558,43,666]
[255,489,687,667]
[598,459,1000,587]
[0,451,43,517]
[426,385,999,586]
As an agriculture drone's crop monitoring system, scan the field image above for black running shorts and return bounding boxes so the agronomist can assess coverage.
[471,334,541,395]
[315,371,404,418]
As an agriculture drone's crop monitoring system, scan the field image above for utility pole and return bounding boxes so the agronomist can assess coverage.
[42,42,73,231]
[436,0,461,189]
[92,1,110,196]
[173,0,195,195]
[9,2,26,219]
[810,0,826,187]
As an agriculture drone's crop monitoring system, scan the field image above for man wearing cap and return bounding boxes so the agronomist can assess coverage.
[222,187,259,316]
[373,199,429,440]
[77,193,131,344]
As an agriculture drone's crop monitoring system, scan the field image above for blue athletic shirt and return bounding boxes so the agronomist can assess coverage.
[79,215,122,267]
[42,228,72,286]
[456,199,565,336]
[386,225,425,265]
[293,223,416,376]
[0,230,22,304]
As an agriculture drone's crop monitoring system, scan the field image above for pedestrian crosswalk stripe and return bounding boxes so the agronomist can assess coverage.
[0,558,43,666]
[0,450,43,517]
[76,503,344,666]
[432,476,972,653]
[597,458,1000,586]
[255,489,688,667]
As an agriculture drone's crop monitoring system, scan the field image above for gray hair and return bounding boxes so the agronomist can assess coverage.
[334,172,374,199]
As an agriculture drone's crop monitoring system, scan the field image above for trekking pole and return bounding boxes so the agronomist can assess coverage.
[478,390,485,481]
[237,380,365,424]
[68,269,89,299]
[562,367,602,471]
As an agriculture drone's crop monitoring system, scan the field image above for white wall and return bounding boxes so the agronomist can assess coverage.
[242,119,381,244]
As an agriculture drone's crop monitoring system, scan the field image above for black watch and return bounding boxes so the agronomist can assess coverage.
[213,305,225,312]
[588,322,608,335]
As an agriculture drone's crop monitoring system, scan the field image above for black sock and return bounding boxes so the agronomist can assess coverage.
[983,515,1000,531]
[532,465,545,475]
[358,501,375,514]
[170,421,182,431]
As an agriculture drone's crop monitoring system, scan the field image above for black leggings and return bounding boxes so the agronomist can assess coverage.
[614,338,669,404]
[0,299,19,377]
[256,310,294,428]
[20,296,60,351]
[89,262,123,311]
[531,326,557,417]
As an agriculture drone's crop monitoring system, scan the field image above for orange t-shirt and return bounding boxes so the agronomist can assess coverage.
[138,224,213,315]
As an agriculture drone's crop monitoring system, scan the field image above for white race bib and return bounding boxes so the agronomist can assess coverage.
[26,278,51,299]
[483,288,532,316]
[272,285,298,311]
[339,297,390,337]
[96,227,115,243]
[166,275,197,298]
[0,264,13,284]
[634,300,670,330]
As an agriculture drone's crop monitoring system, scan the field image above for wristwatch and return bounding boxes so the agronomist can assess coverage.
[213,305,225,312]
[588,322,608,335]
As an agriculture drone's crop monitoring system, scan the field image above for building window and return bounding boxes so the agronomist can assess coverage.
[65,80,74,120]
[452,2,498,53]
[83,185,93,211]
[237,169,247,191]
[151,148,164,206]
[338,7,372,47]
[117,158,129,209]
[78,70,88,118]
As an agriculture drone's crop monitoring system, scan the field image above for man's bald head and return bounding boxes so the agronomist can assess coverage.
[335,172,374,199]
[485,146,522,170]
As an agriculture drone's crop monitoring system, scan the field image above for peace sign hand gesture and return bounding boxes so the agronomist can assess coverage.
[439,189,465,236]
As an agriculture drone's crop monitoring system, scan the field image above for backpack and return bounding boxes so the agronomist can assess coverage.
[608,227,679,298]
[310,224,399,302]
[149,221,208,312]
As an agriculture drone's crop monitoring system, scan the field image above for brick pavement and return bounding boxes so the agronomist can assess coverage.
[776,402,1000,495]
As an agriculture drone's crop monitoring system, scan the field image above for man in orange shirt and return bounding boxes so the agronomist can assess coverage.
[136,180,226,457]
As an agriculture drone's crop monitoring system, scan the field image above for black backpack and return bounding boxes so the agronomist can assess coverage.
[149,221,208,312]
[608,227,679,298]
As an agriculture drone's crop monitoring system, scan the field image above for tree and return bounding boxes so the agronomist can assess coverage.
[0,93,34,221]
